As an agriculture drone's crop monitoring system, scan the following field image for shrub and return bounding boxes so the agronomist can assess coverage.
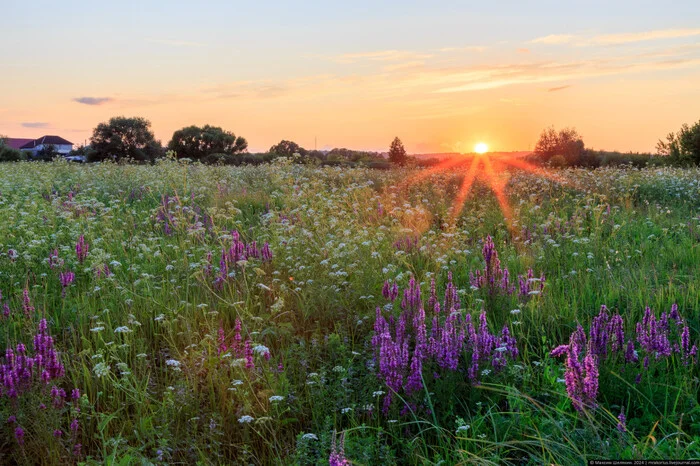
[0,145,26,162]
[657,120,700,165]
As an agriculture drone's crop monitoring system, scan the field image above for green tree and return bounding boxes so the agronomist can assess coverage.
[35,144,59,161]
[388,137,407,166]
[0,136,26,162]
[89,116,162,162]
[168,125,247,161]
[534,126,585,165]
[269,140,307,157]
[657,120,700,165]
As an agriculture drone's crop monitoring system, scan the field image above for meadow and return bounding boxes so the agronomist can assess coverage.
[0,158,699,465]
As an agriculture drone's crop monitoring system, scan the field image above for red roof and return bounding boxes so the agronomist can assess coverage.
[3,138,34,150]
[20,135,73,149]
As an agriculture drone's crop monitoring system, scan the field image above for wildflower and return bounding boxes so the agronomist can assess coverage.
[617,411,627,432]
[269,395,284,402]
[165,359,181,370]
[301,433,318,441]
[329,433,351,466]
[114,326,131,333]
[76,235,89,263]
[15,426,24,445]
[238,415,254,424]
[93,362,110,378]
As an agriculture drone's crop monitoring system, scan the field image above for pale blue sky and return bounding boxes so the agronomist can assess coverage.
[2,1,700,152]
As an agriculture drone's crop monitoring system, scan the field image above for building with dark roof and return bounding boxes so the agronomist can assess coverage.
[3,138,34,150]
[20,135,73,156]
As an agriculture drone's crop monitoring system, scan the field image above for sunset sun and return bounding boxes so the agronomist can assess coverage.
[474,142,488,154]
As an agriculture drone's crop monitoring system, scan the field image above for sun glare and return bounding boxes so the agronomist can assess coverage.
[474,143,488,154]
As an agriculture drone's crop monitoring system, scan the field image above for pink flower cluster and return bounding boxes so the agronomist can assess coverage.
[1,319,65,398]
[469,236,545,298]
[217,319,267,369]
[551,304,697,411]
[75,235,89,264]
[214,230,272,289]
[374,273,518,413]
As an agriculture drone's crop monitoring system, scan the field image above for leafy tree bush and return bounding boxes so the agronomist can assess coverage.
[269,140,307,157]
[657,120,700,165]
[388,137,407,166]
[35,144,59,161]
[168,125,247,161]
[89,116,163,162]
[533,126,585,165]
[0,145,26,162]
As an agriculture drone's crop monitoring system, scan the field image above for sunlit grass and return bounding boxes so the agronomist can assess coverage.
[0,158,698,463]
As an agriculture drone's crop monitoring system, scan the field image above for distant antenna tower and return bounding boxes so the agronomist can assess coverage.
[315,136,317,151]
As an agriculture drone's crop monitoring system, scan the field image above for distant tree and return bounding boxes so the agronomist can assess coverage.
[269,140,307,157]
[0,135,26,162]
[657,120,700,165]
[0,145,25,162]
[533,126,585,165]
[168,125,247,161]
[388,137,407,166]
[89,116,162,162]
[35,144,59,161]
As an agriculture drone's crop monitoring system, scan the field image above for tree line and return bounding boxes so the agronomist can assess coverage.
[530,120,700,168]
[2,115,699,167]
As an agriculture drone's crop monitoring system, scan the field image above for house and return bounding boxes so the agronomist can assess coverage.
[17,135,74,157]
[3,138,34,150]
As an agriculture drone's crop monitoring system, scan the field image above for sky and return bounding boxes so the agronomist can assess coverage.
[2,1,700,153]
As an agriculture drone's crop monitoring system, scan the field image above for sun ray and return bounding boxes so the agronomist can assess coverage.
[396,155,469,191]
[482,155,515,235]
[448,155,481,225]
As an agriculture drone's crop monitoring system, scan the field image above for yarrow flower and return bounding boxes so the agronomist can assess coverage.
[238,415,254,424]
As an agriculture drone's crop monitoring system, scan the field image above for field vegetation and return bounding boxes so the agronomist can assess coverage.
[0,158,699,464]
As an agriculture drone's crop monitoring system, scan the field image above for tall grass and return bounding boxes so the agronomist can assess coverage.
[0,159,698,464]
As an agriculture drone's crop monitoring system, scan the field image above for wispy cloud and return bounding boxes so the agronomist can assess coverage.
[148,38,206,47]
[326,46,484,64]
[333,50,433,63]
[434,57,700,93]
[531,28,700,46]
[73,97,113,106]
[21,122,50,128]
[438,46,487,53]
[531,34,575,45]
[591,28,700,45]
[548,85,571,92]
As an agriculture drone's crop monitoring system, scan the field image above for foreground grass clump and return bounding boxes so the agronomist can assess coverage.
[0,158,699,464]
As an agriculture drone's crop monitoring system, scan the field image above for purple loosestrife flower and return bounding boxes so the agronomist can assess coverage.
[582,347,599,406]
[617,411,627,432]
[244,340,254,369]
[47,249,64,269]
[15,426,24,445]
[624,340,638,364]
[589,305,610,357]
[60,271,75,298]
[382,280,399,301]
[75,235,89,263]
[608,314,625,353]
[22,289,34,316]
[217,325,227,356]
[329,433,351,466]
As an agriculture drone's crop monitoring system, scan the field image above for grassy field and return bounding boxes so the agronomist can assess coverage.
[0,158,699,464]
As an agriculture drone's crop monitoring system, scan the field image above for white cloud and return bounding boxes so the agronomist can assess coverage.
[531,28,700,47]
